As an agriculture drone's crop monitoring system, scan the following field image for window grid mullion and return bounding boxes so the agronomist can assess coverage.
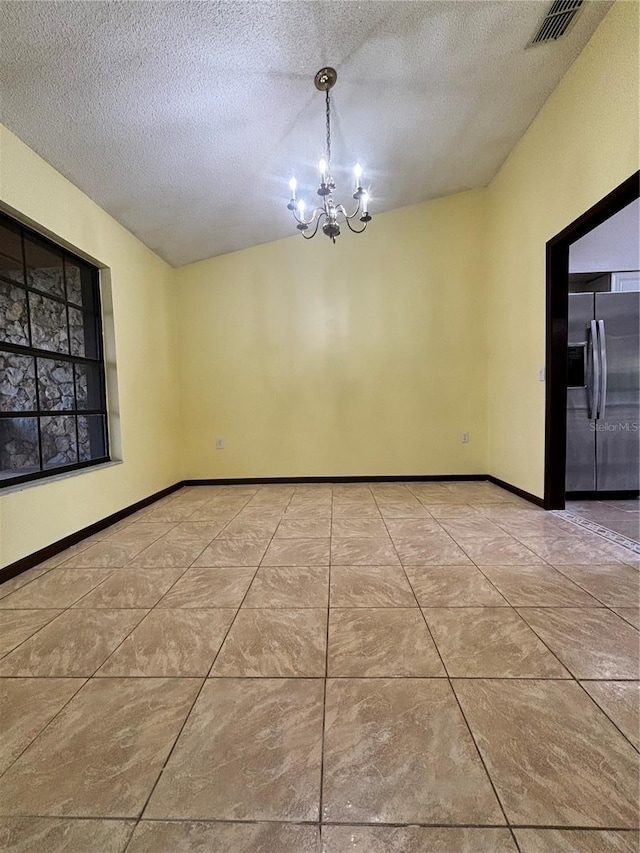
[20,230,44,473]
[63,255,81,465]
[0,341,102,366]
[0,409,106,418]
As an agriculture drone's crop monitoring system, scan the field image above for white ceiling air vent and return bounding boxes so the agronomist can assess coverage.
[530,0,584,45]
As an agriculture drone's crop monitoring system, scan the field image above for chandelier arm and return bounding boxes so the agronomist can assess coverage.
[292,206,323,227]
[345,217,368,235]
[342,201,362,221]
[302,213,325,240]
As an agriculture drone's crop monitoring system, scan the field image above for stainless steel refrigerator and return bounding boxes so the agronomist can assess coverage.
[566,292,640,493]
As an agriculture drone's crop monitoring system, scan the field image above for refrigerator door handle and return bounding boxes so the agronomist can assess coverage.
[598,319,607,419]
[584,328,595,420]
[589,320,600,419]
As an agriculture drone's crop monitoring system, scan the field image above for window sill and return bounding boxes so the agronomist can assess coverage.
[0,459,123,496]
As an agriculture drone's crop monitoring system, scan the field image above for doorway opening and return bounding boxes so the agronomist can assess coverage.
[544,172,640,519]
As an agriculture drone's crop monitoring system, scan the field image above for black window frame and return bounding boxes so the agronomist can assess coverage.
[0,210,110,488]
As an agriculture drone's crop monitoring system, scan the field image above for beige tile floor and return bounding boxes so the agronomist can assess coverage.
[566,498,640,543]
[0,481,639,852]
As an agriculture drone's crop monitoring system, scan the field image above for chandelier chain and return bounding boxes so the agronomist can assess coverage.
[325,89,331,171]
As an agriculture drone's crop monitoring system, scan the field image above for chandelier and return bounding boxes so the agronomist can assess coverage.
[287,67,372,242]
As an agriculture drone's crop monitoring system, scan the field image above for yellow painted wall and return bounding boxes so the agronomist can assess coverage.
[176,190,488,479]
[0,125,180,567]
[486,0,640,498]
[176,0,639,491]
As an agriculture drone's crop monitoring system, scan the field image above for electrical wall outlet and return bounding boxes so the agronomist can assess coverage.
[215,437,224,450]
[461,432,470,444]
[539,366,546,381]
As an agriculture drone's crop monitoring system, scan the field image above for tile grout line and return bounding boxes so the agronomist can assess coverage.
[371,487,521,851]
[318,487,334,835]
[6,812,640,831]
[610,608,640,630]
[5,673,635,681]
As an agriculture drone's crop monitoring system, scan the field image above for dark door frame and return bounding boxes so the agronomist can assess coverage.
[544,170,640,509]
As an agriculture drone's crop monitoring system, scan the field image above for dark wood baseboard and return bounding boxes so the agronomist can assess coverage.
[566,490,639,501]
[1,472,545,588]
[187,475,544,507]
[183,474,488,485]
[0,481,184,585]
[486,475,545,508]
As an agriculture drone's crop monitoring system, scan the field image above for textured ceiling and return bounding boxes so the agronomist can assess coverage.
[0,0,612,266]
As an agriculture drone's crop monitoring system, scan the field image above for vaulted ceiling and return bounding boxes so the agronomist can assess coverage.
[0,1,612,265]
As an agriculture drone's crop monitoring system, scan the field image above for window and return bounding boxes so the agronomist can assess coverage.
[0,212,109,486]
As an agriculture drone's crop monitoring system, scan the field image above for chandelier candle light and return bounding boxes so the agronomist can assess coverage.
[287,67,372,242]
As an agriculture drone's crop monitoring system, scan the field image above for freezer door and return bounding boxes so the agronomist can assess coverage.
[595,292,640,491]
[566,294,596,492]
